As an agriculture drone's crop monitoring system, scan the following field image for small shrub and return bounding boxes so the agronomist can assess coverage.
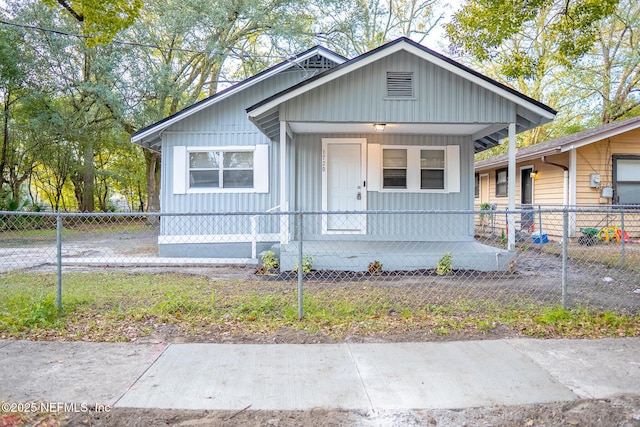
[293,255,315,274]
[367,260,383,275]
[436,252,453,276]
[259,250,279,274]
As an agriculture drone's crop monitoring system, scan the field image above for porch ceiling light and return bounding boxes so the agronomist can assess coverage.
[374,123,386,132]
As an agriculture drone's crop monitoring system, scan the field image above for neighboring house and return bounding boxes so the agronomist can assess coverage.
[474,116,640,239]
[132,37,555,271]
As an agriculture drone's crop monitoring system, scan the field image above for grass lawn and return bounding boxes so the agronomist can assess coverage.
[0,271,638,342]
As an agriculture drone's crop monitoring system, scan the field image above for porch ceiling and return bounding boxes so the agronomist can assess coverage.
[288,122,490,135]
[255,117,518,153]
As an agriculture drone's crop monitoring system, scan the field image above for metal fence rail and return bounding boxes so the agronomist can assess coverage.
[1,208,638,317]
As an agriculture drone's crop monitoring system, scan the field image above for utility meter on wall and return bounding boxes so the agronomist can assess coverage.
[589,173,601,188]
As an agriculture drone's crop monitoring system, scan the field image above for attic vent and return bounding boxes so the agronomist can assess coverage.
[386,71,414,98]
[300,55,336,71]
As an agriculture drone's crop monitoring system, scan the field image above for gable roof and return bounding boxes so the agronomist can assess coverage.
[475,116,640,170]
[247,37,557,152]
[131,45,347,151]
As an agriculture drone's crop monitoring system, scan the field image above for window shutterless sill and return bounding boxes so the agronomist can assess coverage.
[378,189,448,193]
[186,188,257,194]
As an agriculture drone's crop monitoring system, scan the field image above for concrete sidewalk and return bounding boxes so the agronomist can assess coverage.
[1,338,638,411]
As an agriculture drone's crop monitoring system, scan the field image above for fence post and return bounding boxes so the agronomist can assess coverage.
[538,205,542,233]
[297,213,304,320]
[56,214,63,312]
[562,208,568,310]
[620,209,626,268]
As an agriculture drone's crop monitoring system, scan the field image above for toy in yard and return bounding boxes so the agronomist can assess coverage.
[579,226,630,246]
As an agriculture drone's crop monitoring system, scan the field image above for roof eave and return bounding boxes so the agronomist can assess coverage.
[247,37,557,121]
[131,46,347,145]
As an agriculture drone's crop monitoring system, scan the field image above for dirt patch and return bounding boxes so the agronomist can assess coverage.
[16,395,636,426]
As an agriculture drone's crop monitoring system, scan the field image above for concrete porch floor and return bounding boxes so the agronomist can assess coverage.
[278,240,515,272]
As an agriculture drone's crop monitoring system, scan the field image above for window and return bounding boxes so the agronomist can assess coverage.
[173,145,269,194]
[613,155,640,204]
[474,174,480,198]
[420,149,445,190]
[382,149,407,189]
[495,168,508,197]
[386,71,414,98]
[189,150,253,189]
[377,146,456,192]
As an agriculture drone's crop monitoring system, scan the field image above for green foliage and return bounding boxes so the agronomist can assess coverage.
[293,255,315,274]
[0,273,638,341]
[315,0,444,57]
[41,0,143,46]
[436,252,453,276]
[367,260,383,275]
[446,0,619,67]
[259,250,279,274]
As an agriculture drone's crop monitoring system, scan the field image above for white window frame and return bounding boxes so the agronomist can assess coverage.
[613,155,640,205]
[379,145,451,193]
[173,145,269,194]
[188,146,254,193]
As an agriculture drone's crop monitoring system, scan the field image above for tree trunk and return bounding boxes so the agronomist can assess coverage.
[144,149,161,212]
[79,140,95,211]
[0,91,10,191]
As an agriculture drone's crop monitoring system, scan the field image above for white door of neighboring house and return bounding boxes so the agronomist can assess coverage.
[322,138,367,234]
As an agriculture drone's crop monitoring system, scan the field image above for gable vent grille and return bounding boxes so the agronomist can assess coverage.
[386,71,414,98]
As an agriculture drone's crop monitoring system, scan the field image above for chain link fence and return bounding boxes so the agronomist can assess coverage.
[1,208,638,318]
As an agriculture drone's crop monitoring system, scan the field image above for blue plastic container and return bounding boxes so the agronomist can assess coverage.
[532,231,548,244]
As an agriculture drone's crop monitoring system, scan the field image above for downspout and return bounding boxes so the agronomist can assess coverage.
[541,156,569,205]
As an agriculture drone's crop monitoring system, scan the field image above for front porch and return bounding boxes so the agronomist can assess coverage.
[278,240,515,272]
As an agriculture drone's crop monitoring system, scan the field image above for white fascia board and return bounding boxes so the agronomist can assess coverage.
[132,47,345,143]
[475,147,562,171]
[249,41,555,121]
[559,122,640,152]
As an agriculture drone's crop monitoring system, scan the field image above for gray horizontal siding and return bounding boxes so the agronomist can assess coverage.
[281,50,515,124]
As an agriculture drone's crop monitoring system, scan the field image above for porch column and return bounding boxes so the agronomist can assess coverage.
[507,121,516,251]
[568,148,577,237]
[279,120,289,244]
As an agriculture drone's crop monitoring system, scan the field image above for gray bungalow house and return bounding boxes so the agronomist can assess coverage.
[132,38,556,271]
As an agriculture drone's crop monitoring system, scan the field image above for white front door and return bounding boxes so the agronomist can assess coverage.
[322,138,367,234]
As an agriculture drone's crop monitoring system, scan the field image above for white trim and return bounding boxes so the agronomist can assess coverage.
[446,145,460,193]
[321,138,367,235]
[173,146,187,195]
[254,144,269,193]
[519,164,535,205]
[133,48,346,143]
[184,145,268,193]
[158,234,280,244]
[377,145,459,193]
[367,143,381,191]
[569,148,577,237]
[279,121,289,244]
[187,145,254,152]
[248,40,555,120]
[507,122,517,251]
[560,123,640,153]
